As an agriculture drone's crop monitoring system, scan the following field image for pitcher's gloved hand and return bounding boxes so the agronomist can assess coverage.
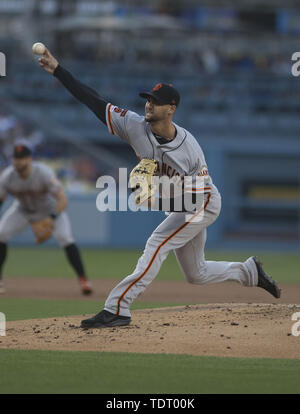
[129,159,158,205]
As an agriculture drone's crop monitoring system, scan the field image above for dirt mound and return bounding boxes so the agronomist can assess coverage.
[1,303,300,359]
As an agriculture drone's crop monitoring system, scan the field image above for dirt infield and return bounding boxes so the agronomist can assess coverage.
[1,277,300,359]
[1,277,300,304]
[1,303,300,359]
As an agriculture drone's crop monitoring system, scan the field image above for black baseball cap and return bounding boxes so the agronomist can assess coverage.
[139,83,180,106]
[13,144,32,158]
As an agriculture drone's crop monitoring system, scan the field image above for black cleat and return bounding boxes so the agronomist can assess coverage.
[81,310,131,329]
[252,256,281,299]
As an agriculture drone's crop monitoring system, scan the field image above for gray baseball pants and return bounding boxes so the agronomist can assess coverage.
[105,193,258,317]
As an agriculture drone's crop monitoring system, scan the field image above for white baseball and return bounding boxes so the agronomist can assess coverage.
[32,42,46,55]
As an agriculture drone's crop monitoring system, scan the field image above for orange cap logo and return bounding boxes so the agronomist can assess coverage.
[152,83,163,91]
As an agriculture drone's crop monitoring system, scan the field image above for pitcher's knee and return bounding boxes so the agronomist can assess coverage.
[187,276,206,285]
[186,266,208,285]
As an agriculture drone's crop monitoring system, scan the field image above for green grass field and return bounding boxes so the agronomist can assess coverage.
[3,246,300,283]
[0,349,299,394]
[0,247,299,394]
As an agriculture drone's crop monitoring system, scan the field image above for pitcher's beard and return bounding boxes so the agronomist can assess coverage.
[145,113,161,123]
[145,113,154,122]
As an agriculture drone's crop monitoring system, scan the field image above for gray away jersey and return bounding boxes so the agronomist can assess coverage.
[0,162,62,222]
[106,103,220,202]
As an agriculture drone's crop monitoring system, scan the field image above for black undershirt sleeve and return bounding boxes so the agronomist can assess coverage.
[53,65,107,124]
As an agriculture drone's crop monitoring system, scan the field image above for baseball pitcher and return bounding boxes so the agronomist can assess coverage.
[0,143,92,295]
[38,48,281,328]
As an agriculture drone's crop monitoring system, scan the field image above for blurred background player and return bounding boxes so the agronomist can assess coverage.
[0,143,92,295]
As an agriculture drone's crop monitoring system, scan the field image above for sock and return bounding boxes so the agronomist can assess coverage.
[64,243,87,280]
[0,242,7,280]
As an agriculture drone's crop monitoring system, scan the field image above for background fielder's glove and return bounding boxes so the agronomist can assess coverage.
[129,159,158,205]
[32,217,54,244]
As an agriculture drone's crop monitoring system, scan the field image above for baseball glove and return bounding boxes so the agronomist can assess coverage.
[129,158,158,205]
[32,217,54,244]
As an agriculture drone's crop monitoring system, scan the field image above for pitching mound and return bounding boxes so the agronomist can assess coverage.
[2,303,300,359]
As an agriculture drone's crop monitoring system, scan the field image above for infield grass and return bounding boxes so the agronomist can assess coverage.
[0,349,299,394]
[3,247,300,284]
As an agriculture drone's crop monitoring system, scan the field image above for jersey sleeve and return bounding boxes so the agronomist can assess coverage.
[40,166,63,195]
[105,103,144,145]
